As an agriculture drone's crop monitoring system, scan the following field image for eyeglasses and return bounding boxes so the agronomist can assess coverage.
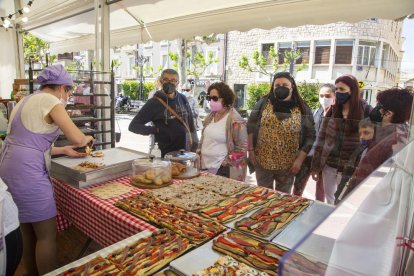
[182,89,191,92]
[162,78,178,84]
[64,86,73,93]
[206,95,219,102]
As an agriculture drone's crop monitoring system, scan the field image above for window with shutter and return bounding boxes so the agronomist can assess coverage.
[335,40,353,64]
[314,40,331,64]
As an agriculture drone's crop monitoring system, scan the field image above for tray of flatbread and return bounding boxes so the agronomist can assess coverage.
[50,147,148,188]
[47,229,193,276]
[180,174,251,196]
[149,176,250,211]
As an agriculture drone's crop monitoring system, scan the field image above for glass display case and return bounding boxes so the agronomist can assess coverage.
[279,137,414,275]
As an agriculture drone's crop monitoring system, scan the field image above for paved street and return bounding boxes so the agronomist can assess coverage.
[114,113,317,200]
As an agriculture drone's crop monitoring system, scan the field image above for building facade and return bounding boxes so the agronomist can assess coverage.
[110,37,225,98]
[225,19,404,106]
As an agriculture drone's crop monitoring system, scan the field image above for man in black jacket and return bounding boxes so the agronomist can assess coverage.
[128,69,198,157]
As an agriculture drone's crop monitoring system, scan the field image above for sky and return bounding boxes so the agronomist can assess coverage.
[401,18,414,73]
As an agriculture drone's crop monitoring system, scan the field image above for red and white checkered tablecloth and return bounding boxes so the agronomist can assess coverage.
[52,176,159,247]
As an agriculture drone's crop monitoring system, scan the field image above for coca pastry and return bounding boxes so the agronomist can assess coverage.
[150,183,225,211]
[108,229,191,275]
[115,193,226,243]
[72,161,105,171]
[60,230,190,275]
[193,255,269,276]
[213,231,325,276]
[235,195,310,237]
[60,256,121,275]
[90,151,104,157]
[200,187,281,223]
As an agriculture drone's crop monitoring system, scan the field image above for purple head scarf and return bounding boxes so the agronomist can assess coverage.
[37,64,73,86]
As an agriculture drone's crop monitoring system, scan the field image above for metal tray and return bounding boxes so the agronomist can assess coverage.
[226,199,315,241]
[272,201,335,248]
[50,147,148,188]
[169,234,224,275]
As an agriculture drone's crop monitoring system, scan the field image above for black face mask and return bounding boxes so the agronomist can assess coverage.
[162,83,176,94]
[335,92,350,105]
[369,105,384,123]
[273,86,290,100]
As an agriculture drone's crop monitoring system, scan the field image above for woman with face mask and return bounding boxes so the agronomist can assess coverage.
[335,88,413,203]
[197,82,248,180]
[310,74,371,204]
[247,72,315,193]
[293,83,336,200]
[0,65,94,275]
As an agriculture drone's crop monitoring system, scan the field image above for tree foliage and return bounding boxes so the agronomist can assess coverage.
[168,34,220,83]
[245,83,271,110]
[122,80,154,100]
[187,51,218,79]
[297,81,320,110]
[111,59,122,71]
[239,46,305,83]
[23,33,56,67]
[244,81,320,110]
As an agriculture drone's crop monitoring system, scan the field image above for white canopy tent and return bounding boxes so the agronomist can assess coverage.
[22,0,414,54]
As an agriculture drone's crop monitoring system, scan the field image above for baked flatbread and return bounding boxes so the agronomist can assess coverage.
[72,161,105,172]
[90,151,104,157]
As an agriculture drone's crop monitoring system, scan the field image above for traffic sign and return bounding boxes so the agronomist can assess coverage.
[358,81,365,89]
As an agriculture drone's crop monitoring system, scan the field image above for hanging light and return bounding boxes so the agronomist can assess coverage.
[3,18,11,26]
[22,17,28,23]
[23,6,30,13]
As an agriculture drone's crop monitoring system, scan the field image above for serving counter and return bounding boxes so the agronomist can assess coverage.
[52,176,158,247]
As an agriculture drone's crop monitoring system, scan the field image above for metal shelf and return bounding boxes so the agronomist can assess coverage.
[66,105,112,110]
[72,93,109,97]
[71,117,111,123]
[73,80,112,84]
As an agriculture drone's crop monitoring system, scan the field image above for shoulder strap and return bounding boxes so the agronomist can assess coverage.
[155,96,192,146]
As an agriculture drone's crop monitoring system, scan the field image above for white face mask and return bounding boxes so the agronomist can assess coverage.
[319,97,333,110]
[60,92,68,107]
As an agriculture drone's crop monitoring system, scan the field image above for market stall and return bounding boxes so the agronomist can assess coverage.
[47,138,414,275]
[52,177,158,247]
[47,146,335,275]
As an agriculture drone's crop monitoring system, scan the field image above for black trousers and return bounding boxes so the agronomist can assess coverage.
[5,227,23,276]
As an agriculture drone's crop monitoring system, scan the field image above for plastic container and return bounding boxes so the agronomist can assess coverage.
[164,149,200,179]
[131,157,172,188]
[150,142,161,158]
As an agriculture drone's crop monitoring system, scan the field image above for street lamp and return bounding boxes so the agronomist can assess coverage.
[289,41,300,74]
[136,54,149,101]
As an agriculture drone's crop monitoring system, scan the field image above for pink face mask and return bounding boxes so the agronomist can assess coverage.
[209,100,223,112]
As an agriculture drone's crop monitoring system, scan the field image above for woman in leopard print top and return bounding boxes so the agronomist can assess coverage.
[247,72,315,193]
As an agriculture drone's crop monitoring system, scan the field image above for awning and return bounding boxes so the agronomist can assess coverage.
[23,0,414,53]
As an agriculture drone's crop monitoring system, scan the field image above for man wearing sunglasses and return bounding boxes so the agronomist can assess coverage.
[129,69,198,157]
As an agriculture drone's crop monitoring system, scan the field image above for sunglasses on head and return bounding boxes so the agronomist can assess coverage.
[206,95,219,102]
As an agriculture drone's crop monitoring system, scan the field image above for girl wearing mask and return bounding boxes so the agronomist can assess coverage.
[0,65,94,274]
[198,82,248,180]
[311,74,370,204]
[247,72,315,193]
